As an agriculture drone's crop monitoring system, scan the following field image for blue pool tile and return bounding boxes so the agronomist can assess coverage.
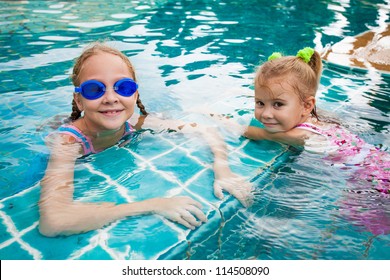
[159,209,223,260]
[75,246,114,260]
[183,169,217,203]
[151,148,205,185]
[0,241,34,260]
[161,198,245,260]
[91,147,139,179]
[23,228,95,260]
[230,153,267,174]
[0,215,13,244]
[107,215,184,260]
[128,132,187,160]
[117,168,182,201]
[72,163,137,204]
[241,140,287,162]
[182,138,214,164]
[72,175,132,205]
[186,234,222,260]
[0,188,40,232]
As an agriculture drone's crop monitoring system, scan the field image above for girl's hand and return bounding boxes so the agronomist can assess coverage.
[152,196,207,230]
[213,163,254,207]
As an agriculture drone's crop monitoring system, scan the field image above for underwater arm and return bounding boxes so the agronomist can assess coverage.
[39,134,206,237]
[244,126,306,146]
[138,115,253,207]
[201,126,253,207]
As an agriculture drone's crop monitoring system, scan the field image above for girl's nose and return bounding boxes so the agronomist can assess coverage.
[101,87,119,103]
[261,106,273,119]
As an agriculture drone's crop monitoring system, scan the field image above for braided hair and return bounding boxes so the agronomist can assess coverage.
[70,42,148,121]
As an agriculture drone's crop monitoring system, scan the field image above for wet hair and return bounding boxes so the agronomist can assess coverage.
[70,42,148,121]
[255,50,322,120]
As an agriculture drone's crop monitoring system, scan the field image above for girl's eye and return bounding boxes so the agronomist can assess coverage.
[255,101,264,106]
[274,102,284,108]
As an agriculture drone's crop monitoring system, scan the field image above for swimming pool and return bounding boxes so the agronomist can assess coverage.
[0,0,389,260]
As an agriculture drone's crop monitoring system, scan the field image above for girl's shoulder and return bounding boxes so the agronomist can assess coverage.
[296,121,367,154]
[298,121,358,143]
[47,126,78,144]
[293,122,334,153]
[45,124,84,157]
[294,120,344,137]
[53,123,85,143]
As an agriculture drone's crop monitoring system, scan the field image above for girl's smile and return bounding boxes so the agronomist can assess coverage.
[99,108,125,117]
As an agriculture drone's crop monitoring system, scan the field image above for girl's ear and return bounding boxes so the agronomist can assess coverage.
[303,96,315,115]
[73,93,84,112]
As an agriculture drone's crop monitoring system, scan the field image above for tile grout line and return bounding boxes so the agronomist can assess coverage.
[0,211,42,259]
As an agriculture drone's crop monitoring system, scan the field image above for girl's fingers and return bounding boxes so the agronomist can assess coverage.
[163,211,195,229]
[181,211,201,227]
[237,193,253,208]
[213,182,224,200]
[186,205,207,222]
[224,180,253,207]
[175,218,195,230]
[186,198,203,209]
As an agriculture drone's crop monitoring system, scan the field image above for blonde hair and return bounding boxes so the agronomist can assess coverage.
[70,42,148,121]
[255,50,322,119]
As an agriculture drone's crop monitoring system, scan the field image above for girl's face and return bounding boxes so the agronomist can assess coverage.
[254,78,313,133]
[74,52,137,133]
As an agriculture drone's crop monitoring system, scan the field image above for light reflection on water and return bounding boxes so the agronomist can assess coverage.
[193,147,389,260]
[0,0,389,259]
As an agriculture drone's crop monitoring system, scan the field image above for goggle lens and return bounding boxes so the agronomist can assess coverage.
[115,79,138,97]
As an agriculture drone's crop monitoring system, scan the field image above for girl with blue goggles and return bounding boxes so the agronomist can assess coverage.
[39,42,250,238]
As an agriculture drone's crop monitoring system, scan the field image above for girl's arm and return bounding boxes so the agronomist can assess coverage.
[183,125,253,207]
[244,126,307,146]
[134,115,253,207]
[39,134,206,237]
[203,112,308,146]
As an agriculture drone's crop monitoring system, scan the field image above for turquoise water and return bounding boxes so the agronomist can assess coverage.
[0,0,389,260]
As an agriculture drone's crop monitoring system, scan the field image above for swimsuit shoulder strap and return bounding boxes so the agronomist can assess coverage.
[122,121,135,138]
[57,124,96,155]
[295,122,326,136]
[57,122,134,155]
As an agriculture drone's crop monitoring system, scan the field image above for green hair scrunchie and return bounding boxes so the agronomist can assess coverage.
[296,47,315,63]
[268,52,282,61]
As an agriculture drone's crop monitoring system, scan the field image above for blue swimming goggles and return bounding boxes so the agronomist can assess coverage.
[74,78,138,100]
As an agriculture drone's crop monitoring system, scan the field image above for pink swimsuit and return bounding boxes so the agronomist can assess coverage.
[296,123,390,194]
[57,121,134,155]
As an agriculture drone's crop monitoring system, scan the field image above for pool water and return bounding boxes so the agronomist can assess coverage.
[0,0,389,260]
